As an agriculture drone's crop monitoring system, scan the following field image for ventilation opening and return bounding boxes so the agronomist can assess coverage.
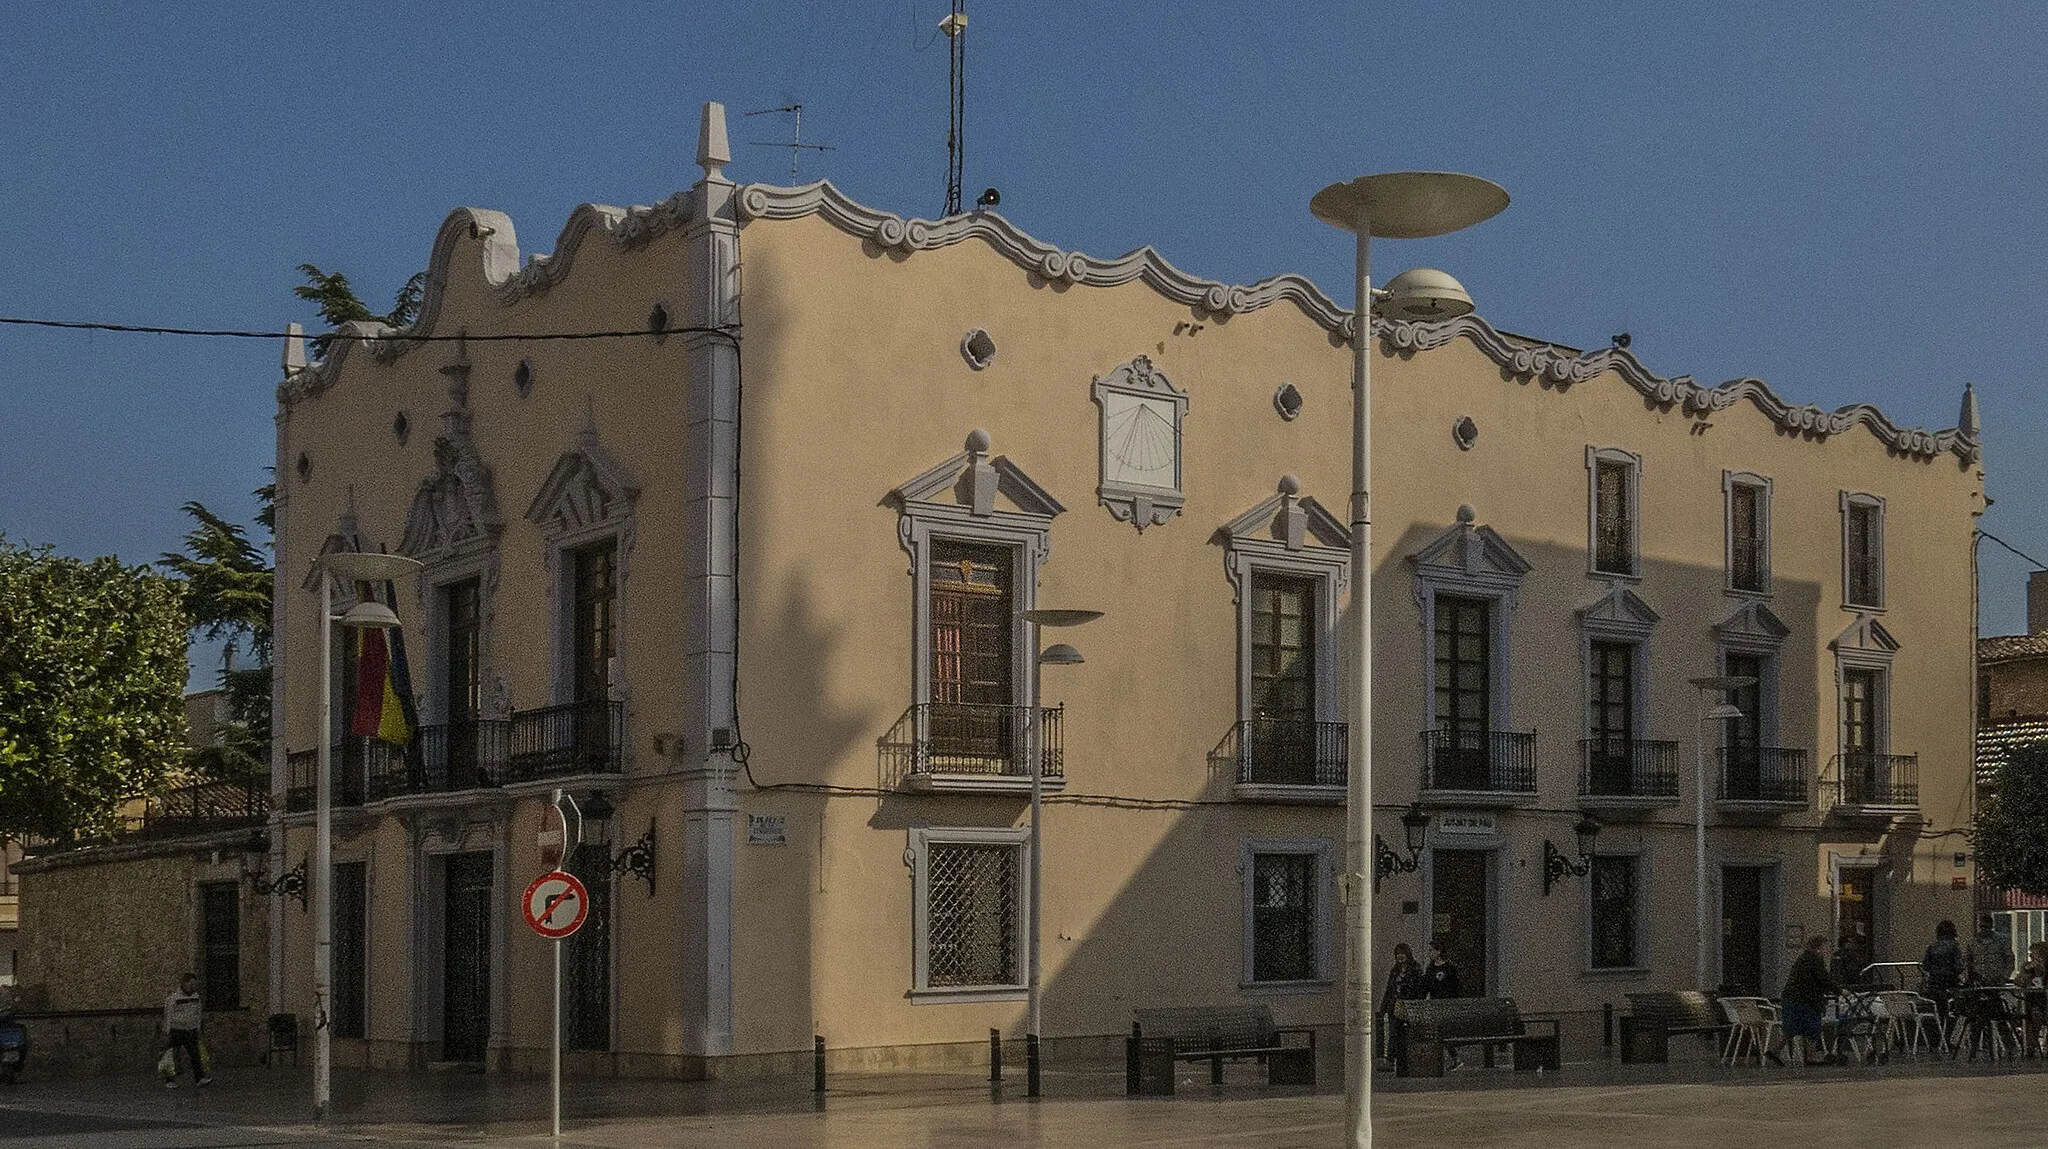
[393,412,410,445]
[648,303,670,340]
[961,329,996,370]
[296,453,312,482]
[515,358,534,397]
[1274,382,1303,421]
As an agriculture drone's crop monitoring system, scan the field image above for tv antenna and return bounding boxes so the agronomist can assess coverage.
[745,104,834,181]
[941,1,967,216]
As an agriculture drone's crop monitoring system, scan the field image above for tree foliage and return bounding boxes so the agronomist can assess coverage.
[293,263,427,357]
[159,485,274,780]
[0,538,189,841]
[1972,743,2048,897]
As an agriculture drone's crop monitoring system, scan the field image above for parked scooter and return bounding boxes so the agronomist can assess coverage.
[0,1009,27,1083]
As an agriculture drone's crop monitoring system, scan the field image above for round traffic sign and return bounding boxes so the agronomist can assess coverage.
[522,870,589,940]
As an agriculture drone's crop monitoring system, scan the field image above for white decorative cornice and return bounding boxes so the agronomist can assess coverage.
[279,193,703,405]
[1831,613,1900,656]
[735,179,1978,467]
[889,436,1065,520]
[1408,506,1534,584]
[1715,600,1791,650]
[1216,481,1349,553]
[525,420,640,536]
[1578,582,1661,636]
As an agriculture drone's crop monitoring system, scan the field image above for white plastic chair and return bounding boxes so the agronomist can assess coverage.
[1719,997,1780,1066]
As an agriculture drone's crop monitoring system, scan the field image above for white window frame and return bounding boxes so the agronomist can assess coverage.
[1228,547,1348,728]
[421,557,495,725]
[1837,663,1891,758]
[548,526,629,709]
[1584,849,1648,974]
[1723,471,1773,596]
[1578,586,1658,747]
[1840,492,1886,610]
[904,517,1044,713]
[1586,446,1642,579]
[1718,647,1781,752]
[1240,838,1334,990]
[908,825,1031,1002]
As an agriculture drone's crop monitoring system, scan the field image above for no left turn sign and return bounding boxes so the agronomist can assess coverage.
[522,870,589,940]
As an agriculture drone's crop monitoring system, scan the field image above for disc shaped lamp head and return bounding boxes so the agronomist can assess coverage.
[1039,643,1085,666]
[337,599,402,630]
[1310,172,1509,239]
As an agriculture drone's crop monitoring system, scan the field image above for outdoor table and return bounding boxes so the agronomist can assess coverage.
[1948,986,2029,1059]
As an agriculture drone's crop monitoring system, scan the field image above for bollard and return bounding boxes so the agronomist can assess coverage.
[814,1035,826,1094]
[1026,1033,1041,1098]
[990,1028,1003,1083]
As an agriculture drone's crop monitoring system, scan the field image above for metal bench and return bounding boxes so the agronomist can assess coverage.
[1125,1004,1316,1095]
[1394,997,1558,1077]
[1619,991,1726,1063]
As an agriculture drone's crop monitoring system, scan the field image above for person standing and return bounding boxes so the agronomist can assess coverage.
[162,973,210,1089]
[1378,943,1424,1072]
[2019,941,2048,1058]
[1923,919,1964,1035]
[1775,936,1838,1067]
[1962,915,2017,1059]
[1422,944,1465,1069]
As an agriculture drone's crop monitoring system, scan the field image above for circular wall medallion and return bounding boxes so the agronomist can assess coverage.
[1274,383,1304,421]
[1453,416,1480,450]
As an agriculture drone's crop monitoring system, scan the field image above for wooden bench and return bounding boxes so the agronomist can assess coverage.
[1618,991,1726,1063]
[1393,997,1558,1077]
[1124,1004,1316,1095]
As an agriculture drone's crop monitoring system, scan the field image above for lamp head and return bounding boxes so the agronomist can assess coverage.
[1039,643,1085,666]
[1400,802,1432,853]
[1705,703,1745,722]
[1378,267,1475,322]
[1573,812,1603,858]
[337,600,402,630]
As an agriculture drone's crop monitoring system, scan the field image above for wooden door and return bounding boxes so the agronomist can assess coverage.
[1430,849,1490,997]
[442,852,493,1063]
[1721,866,1764,995]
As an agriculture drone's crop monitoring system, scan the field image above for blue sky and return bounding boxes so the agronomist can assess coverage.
[3,3,2043,688]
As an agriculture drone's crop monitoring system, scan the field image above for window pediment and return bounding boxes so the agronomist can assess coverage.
[1831,613,1899,665]
[1578,582,1659,641]
[1408,506,1532,589]
[402,436,502,559]
[1215,478,1349,555]
[525,419,639,537]
[1716,600,1791,652]
[888,431,1065,521]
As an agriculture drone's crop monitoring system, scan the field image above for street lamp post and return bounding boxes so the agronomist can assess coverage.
[1687,675,1752,990]
[1311,173,1506,1149]
[1015,607,1101,1099]
[311,550,421,1121]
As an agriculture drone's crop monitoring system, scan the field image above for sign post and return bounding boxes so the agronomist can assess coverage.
[526,793,586,1143]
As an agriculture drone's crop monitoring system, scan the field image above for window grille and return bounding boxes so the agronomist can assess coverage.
[1594,460,1633,574]
[925,842,1020,987]
[1730,483,1765,591]
[1589,856,1637,968]
[1847,502,1882,606]
[1251,853,1317,982]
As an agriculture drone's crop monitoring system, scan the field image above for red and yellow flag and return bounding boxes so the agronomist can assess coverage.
[349,584,415,746]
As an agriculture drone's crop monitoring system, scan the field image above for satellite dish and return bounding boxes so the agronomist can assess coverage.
[976,188,1000,208]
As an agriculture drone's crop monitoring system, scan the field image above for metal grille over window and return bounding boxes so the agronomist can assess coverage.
[1590,856,1637,968]
[1251,853,1316,982]
[926,843,1020,987]
[1730,483,1765,591]
[1595,460,1633,575]
[1847,502,1881,606]
[928,543,1015,766]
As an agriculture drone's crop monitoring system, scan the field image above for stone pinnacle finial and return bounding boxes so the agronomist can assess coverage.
[283,322,306,375]
[698,102,732,182]
[1959,383,1980,440]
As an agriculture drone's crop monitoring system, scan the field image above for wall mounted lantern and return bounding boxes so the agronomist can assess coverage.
[580,792,657,896]
[247,852,309,910]
[1373,803,1432,893]
[1542,813,1604,896]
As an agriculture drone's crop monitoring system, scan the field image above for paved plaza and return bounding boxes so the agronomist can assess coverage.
[2,1053,2045,1148]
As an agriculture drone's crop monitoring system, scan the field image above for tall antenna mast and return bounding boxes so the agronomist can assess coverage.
[745,103,835,181]
[941,1,967,216]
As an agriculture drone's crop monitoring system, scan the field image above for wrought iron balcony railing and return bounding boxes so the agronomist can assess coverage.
[1223,717,1347,788]
[1577,737,1679,799]
[284,742,385,813]
[1419,729,1538,794]
[1717,746,1809,804]
[363,719,512,800]
[1832,751,1919,810]
[881,702,1064,782]
[506,701,625,782]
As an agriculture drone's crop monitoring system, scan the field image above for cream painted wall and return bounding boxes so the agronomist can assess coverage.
[271,179,1980,1072]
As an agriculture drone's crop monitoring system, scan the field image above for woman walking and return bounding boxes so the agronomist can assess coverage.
[1378,943,1424,1072]
[1775,936,1839,1067]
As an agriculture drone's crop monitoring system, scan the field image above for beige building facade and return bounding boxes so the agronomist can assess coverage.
[265,103,1985,1077]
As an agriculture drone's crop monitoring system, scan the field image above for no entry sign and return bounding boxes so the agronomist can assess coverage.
[522,870,589,940]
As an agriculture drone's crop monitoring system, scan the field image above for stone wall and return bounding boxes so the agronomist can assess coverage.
[10,1007,268,1082]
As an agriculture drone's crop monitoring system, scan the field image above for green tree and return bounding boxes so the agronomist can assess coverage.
[158,485,275,779]
[1972,743,2048,897]
[294,263,427,357]
[0,538,189,841]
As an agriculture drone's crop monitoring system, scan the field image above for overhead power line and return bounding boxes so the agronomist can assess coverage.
[0,315,739,344]
[1979,527,2047,571]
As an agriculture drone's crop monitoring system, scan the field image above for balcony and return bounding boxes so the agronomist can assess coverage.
[1418,729,1538,806]
[1577,737,1679,813]
[139,776,270,837]
[1829,751,1919,819]
[1218,718,1346,803]
[366,720,512,800]
[284,742,384,813]
[1716,746,1810,818]
[881,702,1064,794]
[506,701,625,783]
